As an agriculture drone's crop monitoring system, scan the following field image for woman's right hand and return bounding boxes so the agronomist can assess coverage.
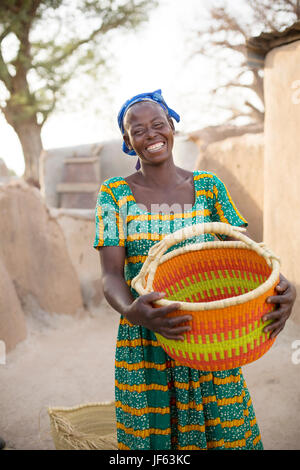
[124,291,192,341]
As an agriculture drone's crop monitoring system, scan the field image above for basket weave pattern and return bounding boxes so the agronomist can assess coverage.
[153,248,271,303]
[48,402,118,450]
[132,223,281,371]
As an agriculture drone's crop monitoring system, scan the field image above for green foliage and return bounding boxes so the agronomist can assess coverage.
[0,0,157,126]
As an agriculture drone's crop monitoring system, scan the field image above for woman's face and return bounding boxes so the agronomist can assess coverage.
[123,101,175,166]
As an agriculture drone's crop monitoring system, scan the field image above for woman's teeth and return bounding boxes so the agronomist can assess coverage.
[147,142,165,152]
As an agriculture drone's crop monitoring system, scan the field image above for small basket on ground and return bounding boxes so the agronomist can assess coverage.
[131,222,281,371]
[48,402,117,450]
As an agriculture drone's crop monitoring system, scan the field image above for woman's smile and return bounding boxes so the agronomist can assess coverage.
[146,141,166,153]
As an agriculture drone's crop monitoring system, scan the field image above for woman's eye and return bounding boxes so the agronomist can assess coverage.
[134,129,144,136]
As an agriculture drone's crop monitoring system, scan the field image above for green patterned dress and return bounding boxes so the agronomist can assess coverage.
[93,170,263,450]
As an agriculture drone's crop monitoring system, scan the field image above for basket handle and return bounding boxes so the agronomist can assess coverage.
[131,222,280,295]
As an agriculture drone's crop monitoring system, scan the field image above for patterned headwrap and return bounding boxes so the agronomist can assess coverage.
[117,89,180,170]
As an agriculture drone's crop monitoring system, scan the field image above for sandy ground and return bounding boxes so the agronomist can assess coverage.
[1,299,300,450]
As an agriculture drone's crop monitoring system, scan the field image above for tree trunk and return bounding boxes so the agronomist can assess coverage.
[13,119,43,188]
[3,98,44,188]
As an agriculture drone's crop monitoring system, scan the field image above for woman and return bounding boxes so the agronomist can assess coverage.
[93,90,296,450]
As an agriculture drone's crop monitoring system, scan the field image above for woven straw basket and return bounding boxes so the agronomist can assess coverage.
[131,222,281,371]
[48,402,118,450]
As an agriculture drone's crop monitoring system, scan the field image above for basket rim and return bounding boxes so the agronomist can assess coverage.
[48,401,115,415]
[133,240,281,311]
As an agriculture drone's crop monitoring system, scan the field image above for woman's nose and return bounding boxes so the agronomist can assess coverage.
[145,126,157,138]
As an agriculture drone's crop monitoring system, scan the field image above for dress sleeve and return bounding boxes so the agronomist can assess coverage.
[93,181,126,249]
[210,173,248,240]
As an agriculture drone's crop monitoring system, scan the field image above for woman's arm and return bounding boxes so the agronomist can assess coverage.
[98,246,193,340]
[99,246,134,315]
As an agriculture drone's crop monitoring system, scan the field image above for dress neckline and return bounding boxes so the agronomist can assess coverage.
[121,170,197,215]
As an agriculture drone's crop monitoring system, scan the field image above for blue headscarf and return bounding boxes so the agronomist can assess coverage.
[117,89,180,170]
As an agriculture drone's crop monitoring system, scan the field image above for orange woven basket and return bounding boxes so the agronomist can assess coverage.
[131,222,281,371]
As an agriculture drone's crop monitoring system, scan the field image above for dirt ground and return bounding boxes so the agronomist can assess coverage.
[1,299,300,451]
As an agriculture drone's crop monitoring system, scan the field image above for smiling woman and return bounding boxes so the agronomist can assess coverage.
[93,89,295,450]
[117,89,180,171]
[123,102,174,167]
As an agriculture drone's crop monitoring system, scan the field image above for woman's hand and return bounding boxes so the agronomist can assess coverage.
[263,273,297,339]
[124,291,192,341]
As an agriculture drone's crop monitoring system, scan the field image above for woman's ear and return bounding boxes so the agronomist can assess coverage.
[123,133,132,150]
[168,117,175,134]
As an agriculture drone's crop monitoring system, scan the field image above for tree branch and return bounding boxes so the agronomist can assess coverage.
[0,50,13,92]
[34,4,147,70]
[0,24,11,43]
[39,94,57,126]
[211,6,251,36]
[244,100,265,120]
[203,40,247,55]
[188,1,296,125]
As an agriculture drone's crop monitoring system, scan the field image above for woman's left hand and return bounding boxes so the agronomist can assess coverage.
[263,273,297,339]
